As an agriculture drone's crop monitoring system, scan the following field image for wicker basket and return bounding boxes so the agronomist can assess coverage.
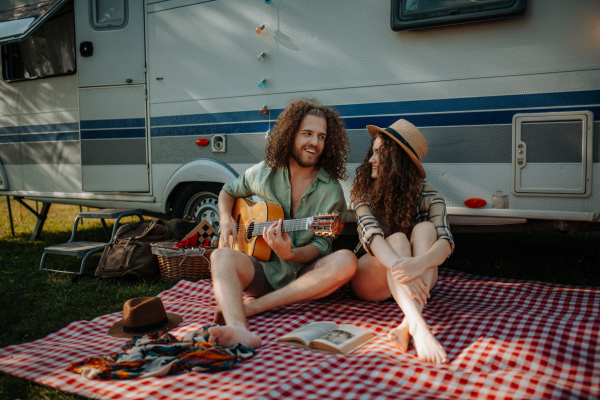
[151,241,216,282]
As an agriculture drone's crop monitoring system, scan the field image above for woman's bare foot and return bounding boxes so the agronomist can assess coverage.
[388,319,410,351]
[207,325,262,348]
[408,321,448,364]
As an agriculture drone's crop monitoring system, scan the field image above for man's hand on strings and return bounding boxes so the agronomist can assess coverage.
[263,219,293,260]
[219,217,237,248]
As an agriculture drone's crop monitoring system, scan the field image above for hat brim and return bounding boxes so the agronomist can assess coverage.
[366,125,426,178]
[107,312,183,339]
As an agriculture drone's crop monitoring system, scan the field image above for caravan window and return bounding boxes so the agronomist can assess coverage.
[391,0,527,31]
[1,1,75,82]
[91,0,128,30]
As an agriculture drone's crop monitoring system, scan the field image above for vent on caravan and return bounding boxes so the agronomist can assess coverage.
[512,111,594,197]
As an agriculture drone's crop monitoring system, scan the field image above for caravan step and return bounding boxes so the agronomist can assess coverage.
[77,208,142,219]
[43,241,107,257]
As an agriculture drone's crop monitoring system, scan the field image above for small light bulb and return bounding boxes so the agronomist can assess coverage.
[258,78,267,88]
[257,51,266,62]
[264,0,272,4]
[259,105,268,115]
[256,24,265,34]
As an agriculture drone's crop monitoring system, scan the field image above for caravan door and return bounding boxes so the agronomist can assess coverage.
[75,0,148,192]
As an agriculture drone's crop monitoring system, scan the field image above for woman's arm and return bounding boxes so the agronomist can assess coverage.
[389,238,451,284]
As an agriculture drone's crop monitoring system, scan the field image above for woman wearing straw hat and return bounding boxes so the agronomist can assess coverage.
[350,119,454,364]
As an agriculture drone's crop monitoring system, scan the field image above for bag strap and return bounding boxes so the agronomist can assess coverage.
[133,219,163,240]
[117,221,143,237]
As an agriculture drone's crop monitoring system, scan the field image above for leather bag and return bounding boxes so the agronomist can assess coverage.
[96,219,170,281]
[163,215,198,241]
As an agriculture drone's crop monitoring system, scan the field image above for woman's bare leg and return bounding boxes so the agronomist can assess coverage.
[388,223,447,364]
[351,233,413,352]
[351,225,447,363]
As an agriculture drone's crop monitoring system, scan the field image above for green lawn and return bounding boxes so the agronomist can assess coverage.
[0,197,599,399]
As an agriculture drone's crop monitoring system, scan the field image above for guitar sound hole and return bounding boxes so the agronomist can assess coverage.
[246,221,255,242]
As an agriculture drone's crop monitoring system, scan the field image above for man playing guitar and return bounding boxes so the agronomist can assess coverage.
[207,100,357,349]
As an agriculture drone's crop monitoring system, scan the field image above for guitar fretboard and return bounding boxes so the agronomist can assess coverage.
[248,218,312,237]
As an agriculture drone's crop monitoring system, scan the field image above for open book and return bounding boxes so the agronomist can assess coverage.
[275,321,376,355]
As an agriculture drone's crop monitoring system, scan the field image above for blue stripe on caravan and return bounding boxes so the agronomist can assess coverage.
[0,122,79,135]
[0,135,19,143]
[151,110,270,127]
[150,106,600,137]
[21,132,79,142]
[80,118,145,130]
[81,129,146,140]
[343,106,600,130]
[334,90,600,118]
[151,121,271,137]
[148,89,600,136]
[0,132,79,143]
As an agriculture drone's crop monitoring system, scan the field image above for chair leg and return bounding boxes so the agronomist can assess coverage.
[40,252,47,271]
[80,247,107,275]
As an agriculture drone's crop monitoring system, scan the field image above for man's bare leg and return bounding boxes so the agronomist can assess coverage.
[241,250,357,318]
[207,248,262,348]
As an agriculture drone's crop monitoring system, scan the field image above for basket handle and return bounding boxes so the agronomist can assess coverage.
[178,247,211,269]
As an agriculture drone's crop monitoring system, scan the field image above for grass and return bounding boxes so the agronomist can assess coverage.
[0,196,599,399]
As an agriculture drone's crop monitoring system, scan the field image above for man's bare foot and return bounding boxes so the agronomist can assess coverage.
[388,319,410,351]
[207,325,262,348]
[408,321,448,364]
[214,300,265,325]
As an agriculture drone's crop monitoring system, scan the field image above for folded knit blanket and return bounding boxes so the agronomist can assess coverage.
[67,326,255,379]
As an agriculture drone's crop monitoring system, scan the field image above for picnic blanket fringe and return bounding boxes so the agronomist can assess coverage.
[67,326,255,379]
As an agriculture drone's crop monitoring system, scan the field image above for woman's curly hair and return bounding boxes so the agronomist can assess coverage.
[265,99,349,181]
[351,132,423,235]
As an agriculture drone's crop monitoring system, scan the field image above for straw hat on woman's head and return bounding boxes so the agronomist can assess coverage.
[366,119,428,178]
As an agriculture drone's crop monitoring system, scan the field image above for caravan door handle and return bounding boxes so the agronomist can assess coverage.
[80,41,94,57]
[516,142,527,167]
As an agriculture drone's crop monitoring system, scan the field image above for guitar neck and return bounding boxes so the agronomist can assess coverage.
[250,218,311,237]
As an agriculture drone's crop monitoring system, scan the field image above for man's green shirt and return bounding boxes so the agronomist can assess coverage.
[222,161,347,290]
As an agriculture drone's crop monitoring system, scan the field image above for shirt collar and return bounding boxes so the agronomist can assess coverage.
[282,165,331,184]
[316,167,331,183]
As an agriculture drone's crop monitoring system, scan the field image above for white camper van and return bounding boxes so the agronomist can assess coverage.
[0,0,598,235]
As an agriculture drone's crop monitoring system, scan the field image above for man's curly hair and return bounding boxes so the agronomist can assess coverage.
[265,99,349,181]
[351,132,423,235]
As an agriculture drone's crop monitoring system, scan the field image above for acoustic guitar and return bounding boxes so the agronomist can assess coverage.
[219,198,344,261]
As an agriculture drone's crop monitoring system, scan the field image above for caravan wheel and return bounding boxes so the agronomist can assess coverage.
[172,183,222,232]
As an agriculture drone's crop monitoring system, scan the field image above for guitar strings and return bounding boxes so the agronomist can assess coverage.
[232,219,332,236]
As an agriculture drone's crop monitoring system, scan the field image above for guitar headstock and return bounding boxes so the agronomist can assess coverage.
[309,211,344,238]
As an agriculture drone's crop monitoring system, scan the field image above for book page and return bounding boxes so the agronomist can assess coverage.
[275,321,339,347]
[311,324,375,354]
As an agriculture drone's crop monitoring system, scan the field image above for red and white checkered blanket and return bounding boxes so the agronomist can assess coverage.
[1,268,598,399]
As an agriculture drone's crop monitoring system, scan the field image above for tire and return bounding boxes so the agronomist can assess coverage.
[171,183,222,232]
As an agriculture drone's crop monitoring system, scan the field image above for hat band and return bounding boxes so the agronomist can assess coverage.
[385,127,419,160]
[122,316,168,334]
